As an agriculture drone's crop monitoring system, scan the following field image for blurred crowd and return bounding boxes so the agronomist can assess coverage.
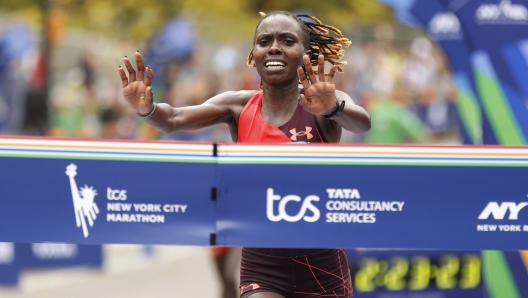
[0,17,463,145]
[338,23,462,145]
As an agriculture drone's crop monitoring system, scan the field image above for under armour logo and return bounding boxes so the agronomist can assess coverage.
[290,126,313,141]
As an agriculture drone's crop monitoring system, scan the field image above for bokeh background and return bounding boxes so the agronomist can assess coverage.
[0,0,461,145]
[0,0,527,297]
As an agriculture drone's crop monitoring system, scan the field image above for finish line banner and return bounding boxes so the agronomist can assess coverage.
[0,137,216,245]
[216,144,528,250]
[0,137,527,250]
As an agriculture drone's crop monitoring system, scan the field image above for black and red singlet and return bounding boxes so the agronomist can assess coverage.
[238,90,328,144]
[237,90,353,298]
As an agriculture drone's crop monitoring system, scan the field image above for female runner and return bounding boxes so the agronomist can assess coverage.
[119,10,371,298]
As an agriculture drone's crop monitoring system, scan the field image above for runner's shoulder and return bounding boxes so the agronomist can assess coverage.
[206,90,257,108]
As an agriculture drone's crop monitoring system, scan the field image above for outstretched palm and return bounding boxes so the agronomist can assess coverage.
[297,54,338,116]
[118,52,155,115]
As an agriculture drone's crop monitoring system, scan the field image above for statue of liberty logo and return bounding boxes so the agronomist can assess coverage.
[65,164,100,238]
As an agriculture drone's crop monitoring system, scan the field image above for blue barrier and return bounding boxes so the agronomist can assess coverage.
[0,242,18,286]
[16,243,102,269]
[0,137,527,250]
[0,242,102,287]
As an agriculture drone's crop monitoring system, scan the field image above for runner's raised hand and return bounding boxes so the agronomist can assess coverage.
[297,54,339,116]
[118,51,155,115]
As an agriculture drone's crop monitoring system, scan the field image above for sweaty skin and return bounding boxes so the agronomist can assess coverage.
[119,15,370,143]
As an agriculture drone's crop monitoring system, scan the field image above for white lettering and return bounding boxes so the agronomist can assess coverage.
[476,0,528,24]
[430,13,461,34]
[133,204,162,212]
[107,188,127,200]
[326,188,336,198]
[498,225,522,232]
[162,204,188,213]
[107,203,132,212]
[267,188,282,222]
[325,201,404,212]
[478,202,528,220]
[326,188,360,199]
[395,202,405,211]
[477,224,497,231]
[326,212,376,223]
[107,213,165,223]
[267,188,320,222]
[278,195,302,222]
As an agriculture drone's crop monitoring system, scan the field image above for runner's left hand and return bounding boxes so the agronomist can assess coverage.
[297,54,339,116]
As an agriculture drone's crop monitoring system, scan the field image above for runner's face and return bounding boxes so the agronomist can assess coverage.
[253,15,306,87]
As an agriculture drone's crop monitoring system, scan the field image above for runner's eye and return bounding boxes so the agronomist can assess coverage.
[283,39,294,46]
[258,40,270,46]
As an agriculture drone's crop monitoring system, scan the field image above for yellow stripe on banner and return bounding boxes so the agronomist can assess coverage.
[520,251,528,272]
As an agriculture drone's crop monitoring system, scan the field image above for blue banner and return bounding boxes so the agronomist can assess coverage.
[0,138,216,245]
[387,0,528,144]
[216,144,528,250]
[440,0,528,144]
[1,139,528,251]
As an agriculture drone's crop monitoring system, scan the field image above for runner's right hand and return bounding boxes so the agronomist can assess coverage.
[118,51,155,115]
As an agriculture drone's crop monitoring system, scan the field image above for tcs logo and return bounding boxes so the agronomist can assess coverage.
[266,188,320,222]
[107,188,127,200]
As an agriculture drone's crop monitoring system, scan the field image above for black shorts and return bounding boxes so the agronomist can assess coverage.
[240,248,352,298]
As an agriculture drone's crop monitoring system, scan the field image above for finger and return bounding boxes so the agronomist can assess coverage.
[327,65,338,84]
[123,56,136,82]
[146,86,154,103]
[303,54,317,84]
[317,55,325,82]
[118,66,129,88]
[93,203,100,214]
[297,94,309,110]
[135,51,145,81]
[297,66,311,90]
[144,66,154,86]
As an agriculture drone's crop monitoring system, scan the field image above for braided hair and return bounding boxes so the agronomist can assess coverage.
[247,11,351,74]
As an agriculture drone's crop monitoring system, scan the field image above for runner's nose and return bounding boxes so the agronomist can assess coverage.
[268,40,282,55]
